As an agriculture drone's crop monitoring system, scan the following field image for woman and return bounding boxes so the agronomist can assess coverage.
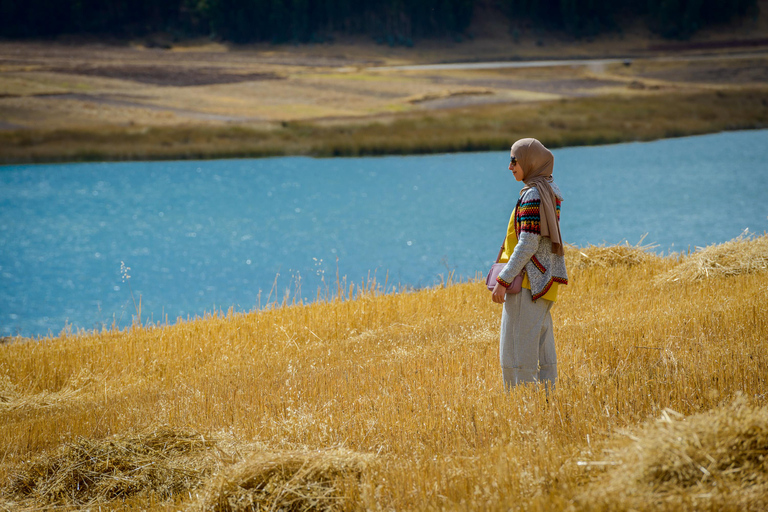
[492,138,568,390]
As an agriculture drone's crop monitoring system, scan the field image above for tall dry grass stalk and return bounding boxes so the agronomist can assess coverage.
[1,236,767,511]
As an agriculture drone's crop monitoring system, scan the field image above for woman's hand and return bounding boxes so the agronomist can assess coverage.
[492,282,507,303]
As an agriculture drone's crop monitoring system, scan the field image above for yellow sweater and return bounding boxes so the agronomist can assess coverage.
[499,211,559,302]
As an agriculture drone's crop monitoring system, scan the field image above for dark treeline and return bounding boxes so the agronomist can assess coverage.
[0,0,474,43]
[502,0,759,39]
[0,0,758,43]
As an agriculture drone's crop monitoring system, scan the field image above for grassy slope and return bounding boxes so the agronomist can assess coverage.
[1,239,767,510]
[2,87,767,164]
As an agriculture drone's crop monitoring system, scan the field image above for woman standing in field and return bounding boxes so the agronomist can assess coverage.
[491,138,568,390]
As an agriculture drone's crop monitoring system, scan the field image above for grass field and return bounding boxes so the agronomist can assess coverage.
[2,8,768,508]
[2,235,767,511]
[2,87,768,163]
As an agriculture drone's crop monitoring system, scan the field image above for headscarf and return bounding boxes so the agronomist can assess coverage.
[511,138,564,256]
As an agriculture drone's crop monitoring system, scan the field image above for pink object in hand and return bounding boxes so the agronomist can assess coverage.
[486,263,523,294]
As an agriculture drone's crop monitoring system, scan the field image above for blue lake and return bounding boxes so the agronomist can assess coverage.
[2,129,767,338]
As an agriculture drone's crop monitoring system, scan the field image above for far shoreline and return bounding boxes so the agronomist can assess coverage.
[2,89,768,165]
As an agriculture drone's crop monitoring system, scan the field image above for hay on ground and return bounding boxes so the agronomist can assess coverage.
[195,448,373,512]
[4,427,218,508]
[0,370,93,411]
[656,231,768,283]
[577,395,768,510]
[566,236,659,269]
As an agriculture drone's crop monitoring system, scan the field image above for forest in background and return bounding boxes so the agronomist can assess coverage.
[0,0,760,44]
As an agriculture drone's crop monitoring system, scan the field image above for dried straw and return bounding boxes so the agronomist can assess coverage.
[195,448,373,512]
[0,374,16,406]
[656,231,768,283]
[4,427,218,508]
[577,395,768,510]
[0,370,93,411]
[566,235,660,269]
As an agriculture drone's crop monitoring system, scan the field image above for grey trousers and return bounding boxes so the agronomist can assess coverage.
[499,288,557,389]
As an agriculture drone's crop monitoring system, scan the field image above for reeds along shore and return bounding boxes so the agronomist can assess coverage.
[1,235,767,511]
[2,88,768,164]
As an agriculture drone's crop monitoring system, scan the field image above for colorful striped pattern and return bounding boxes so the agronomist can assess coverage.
[531,255,546,274]
[532,276,569,301]
[515,199,541,235]
[514,197,562,237]
[496,276,512,287]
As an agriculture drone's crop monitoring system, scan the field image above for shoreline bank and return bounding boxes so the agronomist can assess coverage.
[3,88,768,165]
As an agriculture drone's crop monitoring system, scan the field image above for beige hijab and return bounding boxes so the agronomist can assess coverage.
[511,138,564,256]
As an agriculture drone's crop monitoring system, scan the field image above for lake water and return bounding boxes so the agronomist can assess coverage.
[2,129,767,338]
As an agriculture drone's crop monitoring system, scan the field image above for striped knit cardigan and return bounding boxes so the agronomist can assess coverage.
[496,185,568,301]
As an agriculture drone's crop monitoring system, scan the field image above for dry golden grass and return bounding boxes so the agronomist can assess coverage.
[566,236,659,269]
[1,236,767,511]
[195,448,372,511]
[575,395,768,510]
[5,428,219,509]
[0,369,94,411]
[657,231,768,283]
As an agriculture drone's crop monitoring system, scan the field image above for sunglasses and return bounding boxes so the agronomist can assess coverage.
[510,155,518,166]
